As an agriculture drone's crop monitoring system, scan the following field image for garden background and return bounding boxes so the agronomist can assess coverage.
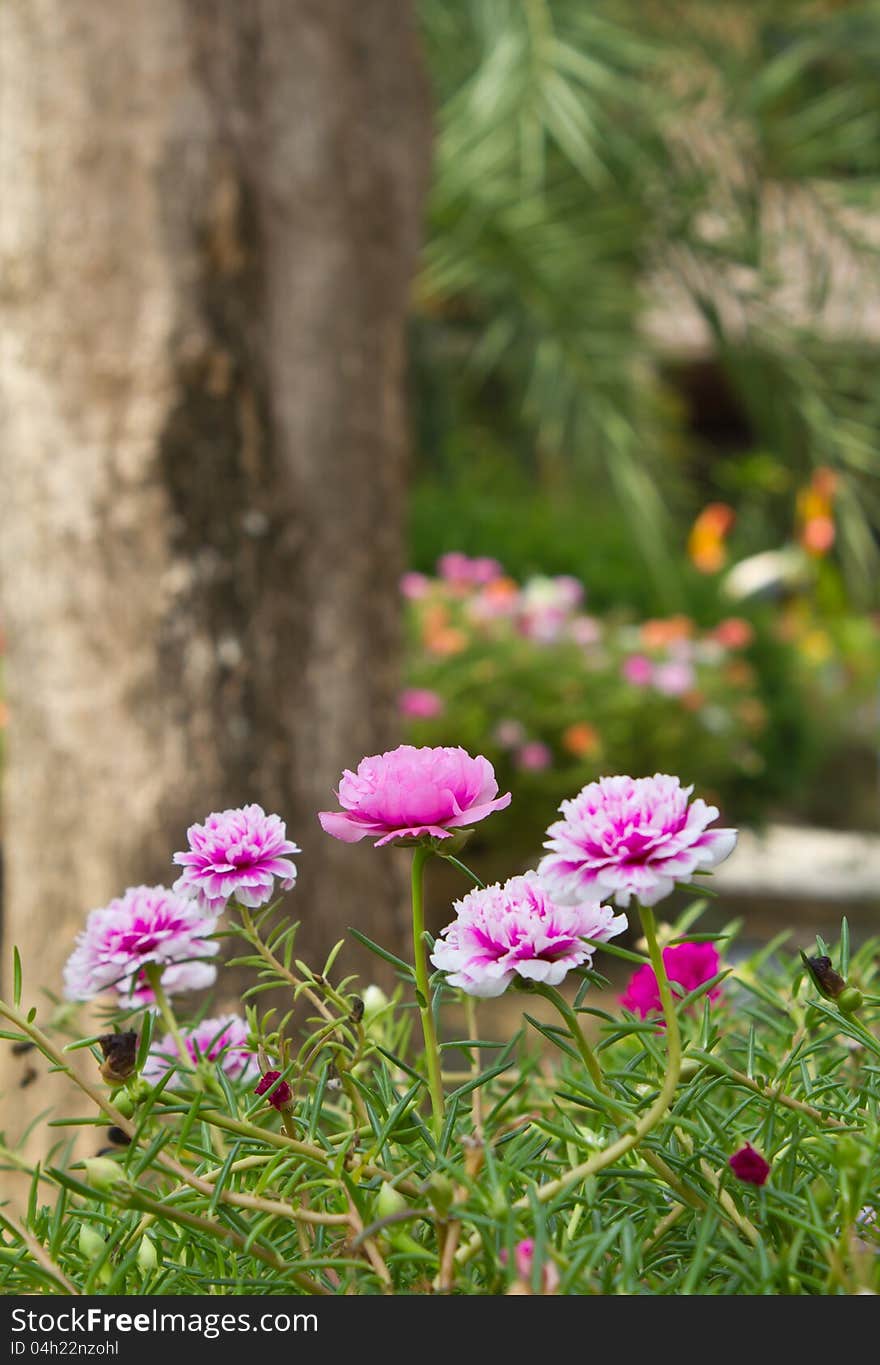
[1,0,879,1172]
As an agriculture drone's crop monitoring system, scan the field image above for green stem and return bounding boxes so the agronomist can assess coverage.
[144,964,193,1080]
[455,901,684,1267]
[535,983,606,1092]
[411,846,445,1136]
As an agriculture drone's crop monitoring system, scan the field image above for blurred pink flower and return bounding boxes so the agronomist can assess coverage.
[620,941,722,1017]
[400,571,430,600]
[539,773,737,907]
[494,718,526,749]
[502,1238,561,1294]
[430,870,626,998]
[652,659,696,696]
[318,744,511,847]
[515,741,553,772]
[569,615,602,647]
[438,552,503,587]
[142,1014,258,1087]
[173,804,300,916]
[622,654,653,686]
[399,688,444,719]
[64,885,219,1004]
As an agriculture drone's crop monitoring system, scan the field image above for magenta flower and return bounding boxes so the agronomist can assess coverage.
[430,871,626,998]
[729,1144,770,1187]
[63,886,219,1004]
[399,687,445,720]
[255,1069,293,1112]
[172,804,300,915]
[142,1014,259,1087]
[538,774,737,908]
[622,655,654,687]
[318,745,511,847]
[399,571,430,600]
[621,941,722,1018]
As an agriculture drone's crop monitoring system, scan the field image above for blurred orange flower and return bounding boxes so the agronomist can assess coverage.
[641,615,694,649]
[561,721,602,758]
[797,467,837,557]
[687,503,735,573]
[712,617,754,650]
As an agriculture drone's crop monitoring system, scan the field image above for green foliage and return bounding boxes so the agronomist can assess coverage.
[416,0,880,602]
[2,898,879,1296]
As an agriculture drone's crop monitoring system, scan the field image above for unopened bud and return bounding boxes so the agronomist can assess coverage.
[376,1182,408,1222]
[97,1031,138,1085]
[837,986,864,1015]
[428,1173,456,1215]
[800,953,863,1015]
[677,1058,702,1083]
[82,1157,127,1193]
[362,986,389,1022]
[78,1224,107,1261]
[137,1235,159,1274]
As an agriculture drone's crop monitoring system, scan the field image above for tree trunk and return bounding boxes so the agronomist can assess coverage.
[0,1,430,1159]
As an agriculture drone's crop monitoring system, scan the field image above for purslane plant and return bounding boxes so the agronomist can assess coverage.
[1,753,878,1297]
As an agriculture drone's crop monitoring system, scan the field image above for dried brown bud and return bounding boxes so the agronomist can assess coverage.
[350,997,365,1024]
[98,1031,138,1084]
[800,953,847,1001]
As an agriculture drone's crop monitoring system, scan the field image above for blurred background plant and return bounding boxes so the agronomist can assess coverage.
[405,0,880,843]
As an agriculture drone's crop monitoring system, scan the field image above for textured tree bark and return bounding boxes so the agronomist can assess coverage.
[0,1,430,1158]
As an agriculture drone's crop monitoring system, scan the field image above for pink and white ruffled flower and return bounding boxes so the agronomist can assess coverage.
[318,745,511,847]
[142,1014,259,1087]
[63,886,219,1004]
[430,871,626,998]
[173,804,300,915]
[539,774,737,908]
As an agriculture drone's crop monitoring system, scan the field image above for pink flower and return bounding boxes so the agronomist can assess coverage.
[438,552,503,587]
[622,654,653,687]
[399,688,445,720]
[569,615,602,647]
[430,871,626,998]
[63,886,219,1004]
[318,745,511,847]
[142,1014,258,1087]
[255,1069,293,1112]
[652,659,696,696]
[400,571,430,600]
[172,804,300,915]
[621,941,722,1017]
[515,741,553,772]
[502,1238,561,1294]
[494,719,526,749]
[729,1144,770,1186]
[539,774,737,907]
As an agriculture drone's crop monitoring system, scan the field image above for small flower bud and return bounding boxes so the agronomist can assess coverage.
[428,1173,456,1215]
[137,1235,159,1275]
[81,1157,127,1193]
[837,986,864,1015]
[376,1182,408,1222]
[111,1091,136,1119]
[729,1143,770,1187]
[800,953,846,1000]
[677,1057,702,1083]
[78,1224,108,1261]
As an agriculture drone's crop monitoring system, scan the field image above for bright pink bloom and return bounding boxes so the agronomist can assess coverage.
[318,745,511,847]
[622,654,653,687]
[255,1069,293,1111]
[399,688,444,719]
[539,774,737,907]
[142,1014,258,1087]
[63,886,219,1004]
[173,804,300,915]
[515,741,553,772]
[400,571,430,600]
[430,871,626,998]
[620,941,722,1017]
[729,1143,770,1186]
